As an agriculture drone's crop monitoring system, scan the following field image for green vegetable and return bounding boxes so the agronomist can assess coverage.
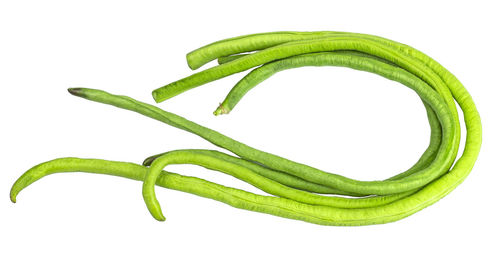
[8,157,416,225]
[10,31,481,225]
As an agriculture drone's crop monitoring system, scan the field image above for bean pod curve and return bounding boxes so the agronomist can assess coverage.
[10,31,481,226]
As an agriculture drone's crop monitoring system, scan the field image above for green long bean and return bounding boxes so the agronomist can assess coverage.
[10,31,481,225]
[145,32,480,223]
[7,157,419,226]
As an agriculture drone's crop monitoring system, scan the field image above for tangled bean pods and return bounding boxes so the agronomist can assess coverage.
[11,31,481,226]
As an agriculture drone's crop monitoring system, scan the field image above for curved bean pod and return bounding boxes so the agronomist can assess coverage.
[143,149,363,196]
[69,87,451,196]
[157,31,462,163]
[7,147,471,226]
[147,32,479,222]
[215,52,445,183]
[11,157,367,225]
[10,31,481,225]
[65,82,478,224]
[142,150,416,220]
[152,48,460,218]
[7,157,420,226]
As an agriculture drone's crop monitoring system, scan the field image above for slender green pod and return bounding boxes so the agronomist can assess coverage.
[147,31,479,223]
[213,52,436,115]
[68,88,452,196]
[10,31,481,225]
[158,32,463,162]
[6,157,422,226]
[143,149,362,196]
[142,150,417,220]
[64,83,478,224]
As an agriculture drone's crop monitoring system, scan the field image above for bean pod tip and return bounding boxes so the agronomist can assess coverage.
[213,103,230,116]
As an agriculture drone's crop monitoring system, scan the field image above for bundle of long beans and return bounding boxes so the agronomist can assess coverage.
[11,31,481,225]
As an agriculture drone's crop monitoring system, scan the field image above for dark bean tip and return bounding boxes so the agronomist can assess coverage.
[142,156,155,166]
[142,158,152,166]
[67,87,86,98]
[143,152,167,166]
[10,191,17,203]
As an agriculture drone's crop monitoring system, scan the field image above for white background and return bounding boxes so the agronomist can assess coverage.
[1,0,498,274]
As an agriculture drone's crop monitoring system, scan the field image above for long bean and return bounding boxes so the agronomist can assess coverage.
[145,32,480,222]
[10,31,481,225]
[142,149,416,220]
[8,158,418,226]
[143,149,362,196]
[66,83,474,223]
